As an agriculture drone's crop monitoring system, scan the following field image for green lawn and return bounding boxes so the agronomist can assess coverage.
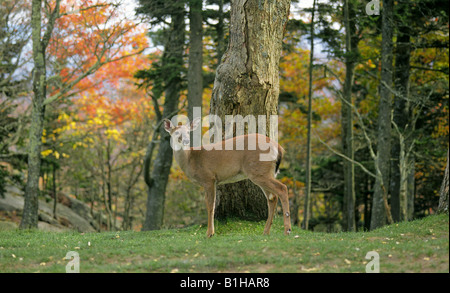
[0,214,448,273]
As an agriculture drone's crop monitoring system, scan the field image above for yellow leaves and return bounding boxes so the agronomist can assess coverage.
[84,137,95,144]
[41,149,53,157]
[41,149,68,159]
[367,59,377,68]
[57,112,70,122]
[280,177,305,189]
[104,128,126,143]
[73,141,88,150]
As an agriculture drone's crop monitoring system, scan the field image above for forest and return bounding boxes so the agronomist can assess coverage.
[0,0,448,236]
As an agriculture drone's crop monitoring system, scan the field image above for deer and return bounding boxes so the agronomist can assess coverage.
[163,117,292,238]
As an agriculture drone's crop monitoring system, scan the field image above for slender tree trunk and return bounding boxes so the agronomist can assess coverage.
[21,0,60,229]
[52,162,57,219]
[106,140,113,214]
[188,0,203,146]
[437,150,449,214]
[291,175,300,226]
[407,156,415,219]
[390,21,411,222]
[210,0,291,221]
[363,175,372,231]
[371,0,394,230]
[303,0,316,230]
[341,0,358,232]
[143,10,185,231]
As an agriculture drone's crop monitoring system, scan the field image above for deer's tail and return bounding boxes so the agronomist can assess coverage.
[275,144,285,177]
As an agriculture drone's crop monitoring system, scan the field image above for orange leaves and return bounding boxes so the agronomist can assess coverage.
[42,0,155,144]
[280,47,310,98]
[279,46,341,161]
[46,0,149,100]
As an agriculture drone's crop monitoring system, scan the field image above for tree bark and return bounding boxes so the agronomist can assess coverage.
[407,156,415,219]
[20,0,60,229]
[209,0,291,221]
[188,0,203,146]
[216,0,226,66]
[341,0,358,232]
[142,9,185,231]
[390,16,412,222]
[437,150,449,214]
[52,162,57,219]
[371,0,394,230]
[303,0,316,230]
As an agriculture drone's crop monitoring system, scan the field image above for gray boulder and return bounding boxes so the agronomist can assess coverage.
[0,190,95,232]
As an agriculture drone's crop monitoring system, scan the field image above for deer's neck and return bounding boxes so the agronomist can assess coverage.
[173,147,190,173]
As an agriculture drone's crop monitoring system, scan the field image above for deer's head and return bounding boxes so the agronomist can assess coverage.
[163,117,201,150]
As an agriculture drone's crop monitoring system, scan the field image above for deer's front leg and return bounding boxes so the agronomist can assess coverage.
[204,182,216,238]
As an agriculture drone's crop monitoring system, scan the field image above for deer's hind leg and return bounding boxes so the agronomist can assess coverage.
[251,176,291,235]
[261,190,278,235]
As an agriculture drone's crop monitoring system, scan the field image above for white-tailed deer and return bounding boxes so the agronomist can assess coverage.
[164,117,291,237]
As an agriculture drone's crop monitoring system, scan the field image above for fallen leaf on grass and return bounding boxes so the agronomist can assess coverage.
[301,266,318,272]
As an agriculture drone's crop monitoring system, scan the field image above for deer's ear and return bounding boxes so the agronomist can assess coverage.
[163,118,174,133]
[189,117,201,131]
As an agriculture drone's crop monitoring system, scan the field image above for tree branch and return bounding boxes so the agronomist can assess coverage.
[143,100,187,187]
[314,131,377,179]
[42,0,61,50]
[410,66,449,75]
[43,48,146,106]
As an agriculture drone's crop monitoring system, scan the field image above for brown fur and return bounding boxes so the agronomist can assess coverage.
[165,120,291,237]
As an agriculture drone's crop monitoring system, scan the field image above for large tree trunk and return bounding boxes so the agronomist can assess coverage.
[341,0,358,232]
[188,0,203,146]
[371,0,394,230]
[142,10,185,231]
[209,0,290,221]
[20,0,60,229]
[437,150,449,214]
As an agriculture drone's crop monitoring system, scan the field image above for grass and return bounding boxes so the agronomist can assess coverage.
[0,214,448,273]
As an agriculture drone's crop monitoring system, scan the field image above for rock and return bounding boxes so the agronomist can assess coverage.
[4,185,24,197]
[0,188,96,232]
[38,221,70,232]
[0,220,18,231]
[58,194,98,229]
[58,193,122,231]
[0,193,24,211]
[38,212,59,226]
